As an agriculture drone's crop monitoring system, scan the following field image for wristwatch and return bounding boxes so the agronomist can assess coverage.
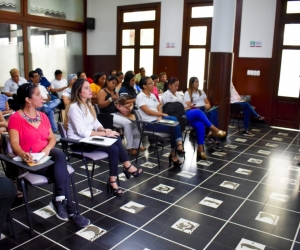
[108,97,113,102]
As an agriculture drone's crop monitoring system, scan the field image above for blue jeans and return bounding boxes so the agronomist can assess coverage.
[37,99,61,132]
[235,101,259,129]
[200,106,219,127]
[186,109,213,145]
[145,116,182,150]
[0,177,17,235]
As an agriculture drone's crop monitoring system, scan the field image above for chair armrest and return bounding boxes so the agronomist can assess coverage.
[60,138,81,144]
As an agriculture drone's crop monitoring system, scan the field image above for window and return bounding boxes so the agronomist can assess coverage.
[117,3,160,76]
[286,1,300,13]
[28,27,83,79]
[0,23,24,84]
[0,0,20,12]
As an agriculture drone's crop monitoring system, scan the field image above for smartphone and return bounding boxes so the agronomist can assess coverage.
[91,138,104,141]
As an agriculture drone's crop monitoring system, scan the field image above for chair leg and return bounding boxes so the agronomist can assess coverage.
[183,130,187,142]
[135,138,142,164]
[154,137,160,170]
[20,179,34,235]
[69,173,79,213]
[83,159,94,201]
[91,162,96,179]
[160,139,165,156]
[7,212,17,239]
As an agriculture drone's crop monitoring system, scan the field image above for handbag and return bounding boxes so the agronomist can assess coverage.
[114,96,135,118]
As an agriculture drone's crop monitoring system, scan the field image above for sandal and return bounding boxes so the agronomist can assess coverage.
[197,152,207,161]
[176,144,185,157]
[242,130,253,135]
[123,164,143,179]
[257,115,265,121]
[211,130,226,138]
[106,179,122,197]
[168,154,182,167]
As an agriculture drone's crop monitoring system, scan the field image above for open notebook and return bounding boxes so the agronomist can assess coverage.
[13,152,45,162]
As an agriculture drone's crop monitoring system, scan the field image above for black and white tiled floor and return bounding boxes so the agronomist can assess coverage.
[1,123,300,250]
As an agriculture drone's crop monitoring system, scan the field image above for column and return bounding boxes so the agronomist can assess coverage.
[207,0,236,134]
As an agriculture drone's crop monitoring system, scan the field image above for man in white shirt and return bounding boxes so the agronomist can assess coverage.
[50,70,68,99]
[230,83,264,135]
[29,70,61,133]
[3,68,28,110]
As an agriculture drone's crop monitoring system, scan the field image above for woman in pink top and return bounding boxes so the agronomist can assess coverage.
[8,83,90,227]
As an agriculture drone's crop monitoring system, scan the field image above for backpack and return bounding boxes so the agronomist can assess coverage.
[162,102,186,131]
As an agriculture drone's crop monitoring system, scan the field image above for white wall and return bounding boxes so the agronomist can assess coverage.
[239,0,276,58]
[87,0,184,56]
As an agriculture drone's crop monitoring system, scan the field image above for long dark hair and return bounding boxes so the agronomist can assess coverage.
[139,76,151,90]
[17,83,38,109]
[122,71,135,89]
[165,77,178,92]
[93,72,105,85]
[187,77,201,102]
[102,75,118,91]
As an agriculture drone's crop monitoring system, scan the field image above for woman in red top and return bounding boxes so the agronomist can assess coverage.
[8,83,89,227]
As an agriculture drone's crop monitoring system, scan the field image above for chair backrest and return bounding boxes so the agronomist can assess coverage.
[57,122,67,138]
[1,134,13,155]
[94,104,100,114]
[133,109,144,133]
[97,113,114,130]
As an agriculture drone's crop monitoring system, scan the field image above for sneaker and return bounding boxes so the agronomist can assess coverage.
[49,199,68,221]
[69,213,90,227]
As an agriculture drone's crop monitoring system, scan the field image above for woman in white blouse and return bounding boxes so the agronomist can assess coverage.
[162,77,226,160]
[136,77,187,167]
[65,78,142,196]
[184,77,222,150]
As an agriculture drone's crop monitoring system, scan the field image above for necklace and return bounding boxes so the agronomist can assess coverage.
[22,110,41,123]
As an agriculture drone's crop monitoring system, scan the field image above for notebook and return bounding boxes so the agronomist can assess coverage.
[79,136,117,147]
[158,119,175,124]
[13,152,46,162]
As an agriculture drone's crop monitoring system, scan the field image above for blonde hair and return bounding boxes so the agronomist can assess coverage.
[64,78,96,130]
[10,68,19,76]
[187,77,201,103]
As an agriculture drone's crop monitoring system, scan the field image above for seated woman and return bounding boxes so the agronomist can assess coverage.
[62,74,77,106]
[230,83,264,135]
[157,72,167,94]
[150,74,160,101]
[90,72,106,104]
[136,77,187,167]
[184,77,222,150]
[8,83,90,227]
[77,71,87,79]
[162,77,226,160]
[98,75,145,155]
[65,78,142,196]
[119,71,137,105]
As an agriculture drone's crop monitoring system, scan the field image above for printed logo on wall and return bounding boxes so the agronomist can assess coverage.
[33,205,56,219]
[266,143,278,148]
[257,150,271,155]
[220,181,240,190]
[76,224,106,242]
[79,188,102,198]
[236,238,266,250]
[269,192,289,202]
[171,218,199,234]
[80,163,100,171]
[235,168,253,175]
[177,171,196,178]
[120,201,145,214]
[278,132,288,136]
[153,184,174,194]
[255,212,279,225]
[235,138,247,143]
[224,144,238,149]
[247,158,263,164]
[140,162,158,169]
[212,152,227,157]
[272,137,283,142]
[197,160,213,166]
[199,197,223,208]
[279,178,298,185]
[166,42,175,48]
